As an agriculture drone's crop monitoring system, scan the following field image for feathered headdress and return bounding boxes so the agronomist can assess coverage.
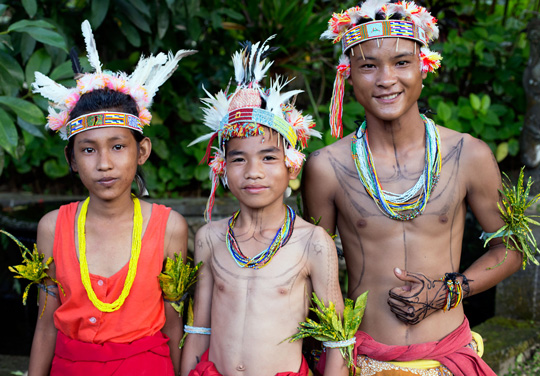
[32,20,196,140]
[321,0,442,138]
[190,36,320,222]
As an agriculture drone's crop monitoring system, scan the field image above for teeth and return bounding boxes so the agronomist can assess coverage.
[380,93,398,99]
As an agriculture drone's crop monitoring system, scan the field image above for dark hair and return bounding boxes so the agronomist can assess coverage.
[65,89,148,196]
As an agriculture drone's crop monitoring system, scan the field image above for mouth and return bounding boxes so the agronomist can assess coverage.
[243,185,267,193]
[98,177,118,186]
[376,92,401,100]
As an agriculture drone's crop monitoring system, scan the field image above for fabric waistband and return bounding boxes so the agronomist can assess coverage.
[54,330,170,362]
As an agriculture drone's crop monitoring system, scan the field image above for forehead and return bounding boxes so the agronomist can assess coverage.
[225,131,285,153]
[354,37,418,58]
[73,127,135,143]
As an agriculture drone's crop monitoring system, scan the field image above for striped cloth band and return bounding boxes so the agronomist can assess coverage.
[219,107,297,147]
[66,111,143,139]
[184,325,211,335]
[342,20,428,53]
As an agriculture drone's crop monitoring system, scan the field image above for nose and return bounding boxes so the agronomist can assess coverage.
[376,65,397,88]
[97,150,113,171]
[244,159,264,180]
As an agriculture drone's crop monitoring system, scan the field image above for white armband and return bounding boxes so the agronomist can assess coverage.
[184,325,211,335]
[322,337,356,348]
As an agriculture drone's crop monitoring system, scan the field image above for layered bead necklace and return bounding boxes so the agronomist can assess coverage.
[226,205,296,269]
[351,115,441,221]
[77,195,143,312]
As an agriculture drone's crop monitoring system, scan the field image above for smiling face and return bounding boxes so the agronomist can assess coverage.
[225,129,299,211]
[69,127,151,201]
[348,38,427,123]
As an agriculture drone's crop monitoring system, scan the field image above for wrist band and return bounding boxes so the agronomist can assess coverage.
[480,229,513,241]
[37,283,58,298]
[440,273,467,311]
[184,325,211,335]
[322,337,356,348]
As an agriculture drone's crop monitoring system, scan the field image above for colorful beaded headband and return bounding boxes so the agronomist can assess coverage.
[321,0,442,139]
[67,112,143,138]
[32,20,196,140]
[189,36,320,221]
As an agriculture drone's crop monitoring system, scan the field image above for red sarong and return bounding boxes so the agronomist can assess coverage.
[51,330,174,375]
[189,349,310,376]
[317,317,495,376]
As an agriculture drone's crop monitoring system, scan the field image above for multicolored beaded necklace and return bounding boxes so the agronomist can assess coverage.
[351,115,441,221]
[226,205,296,269]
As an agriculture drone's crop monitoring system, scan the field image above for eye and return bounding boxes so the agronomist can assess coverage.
[230,157,245,163]
[360,63,376,69]
[113,144,125,151]
[396,60,410,66]
[263,155,278,161]
[82,147,95,154]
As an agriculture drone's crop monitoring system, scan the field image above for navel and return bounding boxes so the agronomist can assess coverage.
[236,364,246,372]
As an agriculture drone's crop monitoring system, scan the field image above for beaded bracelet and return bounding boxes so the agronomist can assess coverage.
[184,325,211,335]
[440,273,467,311]
[322,337,356,348]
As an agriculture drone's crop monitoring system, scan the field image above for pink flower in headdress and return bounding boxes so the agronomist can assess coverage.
[138,108,152,125]
[106,75,129,94]
[209,149,226,177]
[130,86,149,108]
[47,108,69,131]
[284,147,305,170]
[64,91,80,111]
[419,47,442,73]
[345,6,363,24]
[327,11,352,43]
[77,73,106,94]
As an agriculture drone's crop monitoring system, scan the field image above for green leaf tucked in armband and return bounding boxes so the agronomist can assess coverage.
[158,252,202,315]
[2,229,64,317]
[484,167,540,269]
[285,291,368,372]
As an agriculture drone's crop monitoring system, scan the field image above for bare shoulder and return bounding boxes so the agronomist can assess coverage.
[439,126,494,160]
[193,219,228,261]
[293,216,336,252]
[36,209,60,258]
[305,134,353,171]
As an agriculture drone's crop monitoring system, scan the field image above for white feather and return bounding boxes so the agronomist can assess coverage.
[264,78,303,116]
[129,53,168,88]
[320,29,338,40]
[81,20,102,74]
[359,0,388,19]
[247,41,260,83]
[232,50,245,85]
[144,49,197,106]
[252,35,276,85]
[32,72,71,105]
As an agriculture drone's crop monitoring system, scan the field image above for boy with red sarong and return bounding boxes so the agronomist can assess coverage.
[303,0,522,375]
[180,39,349,376]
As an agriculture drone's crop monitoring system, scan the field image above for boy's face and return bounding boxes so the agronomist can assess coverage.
[225,129,299,210]
[348,38,427,122]
[69,127,151,201]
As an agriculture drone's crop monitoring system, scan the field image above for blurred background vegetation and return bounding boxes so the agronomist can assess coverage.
[0,0,537,198]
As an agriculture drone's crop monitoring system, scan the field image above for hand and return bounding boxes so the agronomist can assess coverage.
[387,268,447,325]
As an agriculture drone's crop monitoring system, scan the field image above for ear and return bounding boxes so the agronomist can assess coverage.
[288,165,301,180]
[65,145,77,172]
[137,137,152,165]
[421,70,428,80]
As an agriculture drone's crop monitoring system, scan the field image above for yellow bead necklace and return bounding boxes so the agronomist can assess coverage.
[77,195,143,312]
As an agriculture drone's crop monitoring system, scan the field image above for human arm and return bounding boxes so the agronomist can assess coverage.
[180,226,213,376]
[308,227,349,376]
[28,211,60,376]
[387,137,522,325]
[162,210,189,375]
[302,149,338,234]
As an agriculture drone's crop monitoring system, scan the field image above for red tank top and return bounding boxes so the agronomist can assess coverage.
[53,201,171,344]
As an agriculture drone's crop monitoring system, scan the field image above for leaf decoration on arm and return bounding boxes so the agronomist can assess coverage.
[2,229,64,317]
[484,167,540,269]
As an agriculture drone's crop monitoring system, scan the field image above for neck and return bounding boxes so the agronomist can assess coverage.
[235,200,287,232]
[86,192,135,220]
[364,108,425,153]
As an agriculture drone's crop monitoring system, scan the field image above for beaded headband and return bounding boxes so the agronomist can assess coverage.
[32,20,196,140]
[321,0,442,138]
[189,36,320,221]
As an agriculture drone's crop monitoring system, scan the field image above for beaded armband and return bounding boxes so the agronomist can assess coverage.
[439,273,468,311]
[483,168,540,269]
[1,230,64,317]
[184,325,211,335]
[286,291,368,368]
[158,253,202,315]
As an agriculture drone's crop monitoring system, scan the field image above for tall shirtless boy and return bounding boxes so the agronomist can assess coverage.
[303,1,522,375]
[180,40,348,376]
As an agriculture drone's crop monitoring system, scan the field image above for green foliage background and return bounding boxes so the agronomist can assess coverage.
[0,0,537,197]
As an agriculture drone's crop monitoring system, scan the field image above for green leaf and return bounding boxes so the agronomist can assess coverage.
[17,117,44,139]
[49,60,75,81]
[437,101,452,123]
[43,158,69,178]
[0,108,18,150]
[483,110,500,126]
[0,97,45,124]
[194,164,209,181]
[480,95,491,115]
[458,104,475,120]
[508,138,519,156]
[0,51,24,87]
[17,27,67,52]
[22,0,38,18]
[116,0,151,34]
[117,16,141,47]
[8,20,56,32]
[0,147,4,176]
[20,32,36,64]
[90,0,110,28]
[495,142,508,162]
[25,48,52,87]
[470,94,481,111]
[157,4,170,39]
[152,137,170,159]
